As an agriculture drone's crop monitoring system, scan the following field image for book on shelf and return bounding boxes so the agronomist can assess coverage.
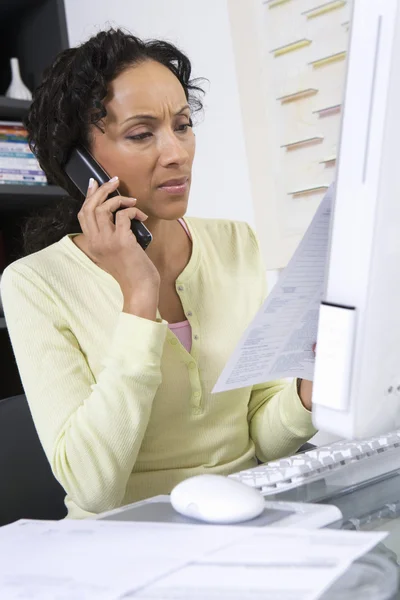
[0,230,6,272]
[0,180,47,186]
[0,120,48,186]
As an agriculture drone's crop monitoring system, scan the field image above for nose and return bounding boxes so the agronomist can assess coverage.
[158,129,189,168]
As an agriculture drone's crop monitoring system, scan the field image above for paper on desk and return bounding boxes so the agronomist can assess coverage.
[213,184,334,393]
[0,518,386,600]
[135,526,387,600]
[0,519,247,600]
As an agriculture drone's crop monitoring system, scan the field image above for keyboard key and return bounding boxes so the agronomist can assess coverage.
[230,429,400,494]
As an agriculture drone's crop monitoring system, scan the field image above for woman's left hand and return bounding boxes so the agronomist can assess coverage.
[298,343,316,411]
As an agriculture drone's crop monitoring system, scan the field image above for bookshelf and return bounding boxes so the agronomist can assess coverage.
[0,184,67,212]
[0,0,69,400]
[0,97,30,120]
[0,0,69,261]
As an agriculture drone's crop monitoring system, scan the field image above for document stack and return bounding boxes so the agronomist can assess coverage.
[0,121,47,186]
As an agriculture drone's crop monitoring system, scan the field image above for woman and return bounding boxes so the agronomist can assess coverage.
[0,28,316,518]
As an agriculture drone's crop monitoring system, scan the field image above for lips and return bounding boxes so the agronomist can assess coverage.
[158,176,189,195]
[159,177,188,188]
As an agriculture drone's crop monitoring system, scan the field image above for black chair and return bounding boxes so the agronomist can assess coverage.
[0,394,67,526]
[297,442,316,453]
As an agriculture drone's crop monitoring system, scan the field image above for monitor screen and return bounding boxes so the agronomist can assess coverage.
[312,0,400,438]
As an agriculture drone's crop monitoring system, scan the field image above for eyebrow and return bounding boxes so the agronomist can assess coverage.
[120,104,190,126]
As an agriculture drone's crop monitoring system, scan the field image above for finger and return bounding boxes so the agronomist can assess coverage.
[114,207,149,234]
[96,197,138,232]
[80,176,120,235]
[78,179,97,235]
[128,207,148,221]
[99,195,137,216]
[80,179,100,233]
[84,176,120,209]
[86,177,99,198]
[115,207,149,223]
[78,178,99,230]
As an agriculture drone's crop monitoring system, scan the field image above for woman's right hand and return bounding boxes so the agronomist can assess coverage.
[77,177,160,305]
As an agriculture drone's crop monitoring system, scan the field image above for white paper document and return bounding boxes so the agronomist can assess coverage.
[0,518,386,600]
[213,185,334,393]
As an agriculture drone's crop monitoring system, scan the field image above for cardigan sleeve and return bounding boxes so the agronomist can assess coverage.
[248,378,317,462]
[1,262,168,514]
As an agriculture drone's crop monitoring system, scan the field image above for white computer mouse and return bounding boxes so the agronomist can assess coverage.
[170,474,265,524]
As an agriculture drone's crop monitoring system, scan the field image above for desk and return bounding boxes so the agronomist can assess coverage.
[98,471,400,598]
[264,468,400,556]
[326,474,400,598]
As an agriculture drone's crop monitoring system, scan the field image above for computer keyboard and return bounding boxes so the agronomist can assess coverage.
[230,431,400,496]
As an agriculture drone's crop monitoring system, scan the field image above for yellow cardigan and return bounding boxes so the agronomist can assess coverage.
[1,217,316,518]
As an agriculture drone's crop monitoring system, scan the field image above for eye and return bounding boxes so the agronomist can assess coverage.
[126,132,153,141]
[176,118,193,132]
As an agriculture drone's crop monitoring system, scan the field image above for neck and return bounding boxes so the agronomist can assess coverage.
[145,217,188,275]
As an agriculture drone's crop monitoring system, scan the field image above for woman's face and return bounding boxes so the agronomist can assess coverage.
[90,59,196,220]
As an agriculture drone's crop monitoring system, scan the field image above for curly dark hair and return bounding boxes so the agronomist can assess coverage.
[22,27,205,255]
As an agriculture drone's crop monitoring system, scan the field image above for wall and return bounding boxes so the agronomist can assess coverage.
[228,0,351,269]
[63,0,255,227]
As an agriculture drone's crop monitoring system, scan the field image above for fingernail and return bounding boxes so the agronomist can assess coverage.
[110,176,119,183]
[88,177,94,189]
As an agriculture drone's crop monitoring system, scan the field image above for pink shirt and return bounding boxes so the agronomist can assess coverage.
[167,219,192,352]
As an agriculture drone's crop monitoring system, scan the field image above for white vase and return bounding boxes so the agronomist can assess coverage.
[5,57,32,101]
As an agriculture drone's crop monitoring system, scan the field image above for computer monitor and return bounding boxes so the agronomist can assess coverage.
[312,0,400,439]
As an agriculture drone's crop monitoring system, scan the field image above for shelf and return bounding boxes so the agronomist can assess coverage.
[313,104,342,118]
[0,185,67,211]
[0,97,31,121]
[320,156,337,167]
[303,1,346,19]
[271,39,312,57]
[281,136,324,151]
[289,185,329,198]
[264,0,292,7]
[277,88,318,104]
[310,51,347,69]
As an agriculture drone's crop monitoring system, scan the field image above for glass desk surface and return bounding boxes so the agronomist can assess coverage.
[100,461,400,598]
[265,466,400,598]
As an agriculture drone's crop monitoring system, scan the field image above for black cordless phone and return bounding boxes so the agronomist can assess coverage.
[64,146,152,250]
